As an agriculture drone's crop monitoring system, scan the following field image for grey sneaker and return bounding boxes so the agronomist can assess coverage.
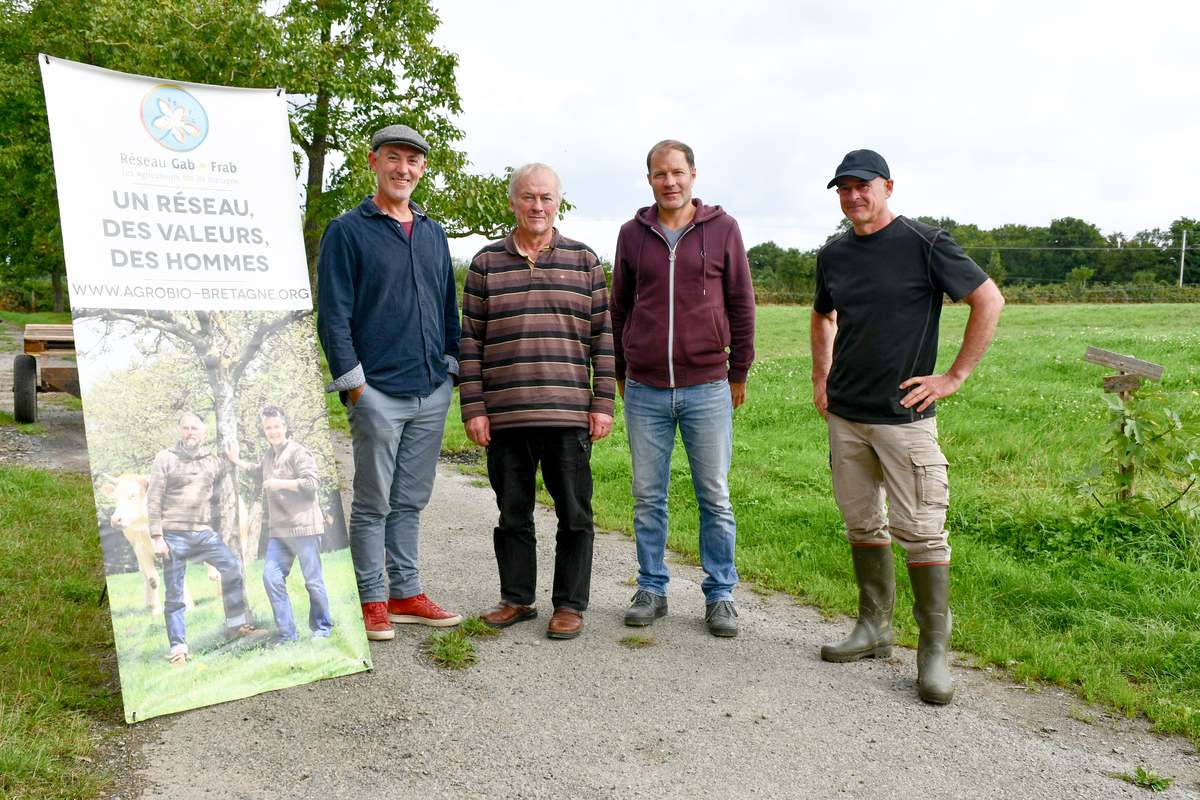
[705,600,739,637]
[624,590,668,626]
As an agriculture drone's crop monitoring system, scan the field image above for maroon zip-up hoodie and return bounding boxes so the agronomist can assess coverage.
[610,199,755,388]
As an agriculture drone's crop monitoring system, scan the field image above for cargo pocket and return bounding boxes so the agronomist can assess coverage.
[575,429,594,496]
[910,448,950,507]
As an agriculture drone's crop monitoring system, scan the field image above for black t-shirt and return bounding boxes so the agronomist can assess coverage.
[814,216,988,425]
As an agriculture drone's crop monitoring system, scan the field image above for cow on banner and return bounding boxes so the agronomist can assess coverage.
[101,473,180,614]
[101,472,243,613]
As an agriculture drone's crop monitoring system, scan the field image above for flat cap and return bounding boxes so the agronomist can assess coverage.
[371,124,430,154]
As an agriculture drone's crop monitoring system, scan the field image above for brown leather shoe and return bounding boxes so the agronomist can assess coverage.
[227,624,268,642]
[479,600,538,629]
[546,607,583,639]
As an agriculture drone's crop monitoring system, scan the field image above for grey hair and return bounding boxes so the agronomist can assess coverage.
[257,406,291,438]
[646,139,695,172]
[507,163,563,205]
[178,411,205,428]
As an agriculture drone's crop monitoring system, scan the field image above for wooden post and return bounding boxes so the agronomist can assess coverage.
[1181,229,1189,289]
[1084,347,1165,502]
[1116,370,1139,500]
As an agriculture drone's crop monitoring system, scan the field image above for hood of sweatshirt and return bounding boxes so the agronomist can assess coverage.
[634,198,726,229]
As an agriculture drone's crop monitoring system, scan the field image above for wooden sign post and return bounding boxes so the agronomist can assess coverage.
[1083,346,1165,500]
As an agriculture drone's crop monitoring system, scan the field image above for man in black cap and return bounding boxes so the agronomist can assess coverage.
[317,124,463,640]
[810,149,1004,704]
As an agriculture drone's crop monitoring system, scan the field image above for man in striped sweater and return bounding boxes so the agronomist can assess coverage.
[460,163,616,640]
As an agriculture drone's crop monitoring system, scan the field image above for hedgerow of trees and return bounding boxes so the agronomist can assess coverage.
[749,215,1200,300]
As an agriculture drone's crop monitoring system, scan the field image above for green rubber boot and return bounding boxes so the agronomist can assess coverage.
[820,546,895,662]
[909,564,954,705]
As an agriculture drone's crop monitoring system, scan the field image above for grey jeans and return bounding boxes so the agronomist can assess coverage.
[346,379,452,603]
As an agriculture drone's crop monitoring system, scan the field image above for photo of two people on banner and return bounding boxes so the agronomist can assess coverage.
[81,309,367,721]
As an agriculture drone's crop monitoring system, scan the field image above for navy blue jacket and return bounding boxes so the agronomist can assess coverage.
[317,196,460,399]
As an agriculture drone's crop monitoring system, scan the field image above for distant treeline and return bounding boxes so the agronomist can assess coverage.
[756,283,1200,306]
[749,215,1200,302]
[6,215,1198,312]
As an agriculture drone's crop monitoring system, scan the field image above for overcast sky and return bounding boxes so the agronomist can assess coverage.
[432,0,1199,261]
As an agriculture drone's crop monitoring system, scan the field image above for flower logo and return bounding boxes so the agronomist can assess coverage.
[140,85,209,152]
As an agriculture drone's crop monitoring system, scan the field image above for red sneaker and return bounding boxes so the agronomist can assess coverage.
[387,594,462,627]
[361,601,395,640]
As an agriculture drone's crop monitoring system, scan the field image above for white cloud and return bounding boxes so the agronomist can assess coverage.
[436,0,1200,259]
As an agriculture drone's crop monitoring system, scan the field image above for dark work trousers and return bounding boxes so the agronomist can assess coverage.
[486,426,595,611]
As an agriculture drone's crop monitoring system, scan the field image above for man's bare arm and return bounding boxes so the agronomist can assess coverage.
[899,278,1005,412]
[810,309,837,420]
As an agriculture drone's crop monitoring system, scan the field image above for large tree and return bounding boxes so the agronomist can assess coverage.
[0,0,92,312]
[0,0,513,306]
[267,0,514,290]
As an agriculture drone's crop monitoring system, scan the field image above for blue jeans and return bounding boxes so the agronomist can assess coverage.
[262,536,332,642]
[161,528,247,655]
[623,378,738,603]
[346,379,452,603]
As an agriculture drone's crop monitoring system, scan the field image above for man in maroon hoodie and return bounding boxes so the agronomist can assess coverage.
[610,139,756,637]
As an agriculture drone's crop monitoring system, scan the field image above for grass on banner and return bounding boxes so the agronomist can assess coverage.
[107,548,369,723]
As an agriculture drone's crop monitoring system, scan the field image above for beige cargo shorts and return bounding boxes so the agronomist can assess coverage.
[827,413,951,565]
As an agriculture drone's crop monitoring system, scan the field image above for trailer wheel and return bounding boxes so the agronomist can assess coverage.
[13,354,37,424]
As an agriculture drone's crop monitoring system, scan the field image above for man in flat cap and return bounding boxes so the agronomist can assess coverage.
[811,149,1004,703]
[317,124,463,640]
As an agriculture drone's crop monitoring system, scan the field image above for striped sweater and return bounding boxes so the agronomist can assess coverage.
[459,230,616,430]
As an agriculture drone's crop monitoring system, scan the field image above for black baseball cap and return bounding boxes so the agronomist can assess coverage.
[827,150,890,188]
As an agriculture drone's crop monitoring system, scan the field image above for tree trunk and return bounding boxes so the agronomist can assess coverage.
[202,357,254,613]
[245,495,264,564]
[301,21,333,302]
[51,266,64,313]
[208,372,242,552]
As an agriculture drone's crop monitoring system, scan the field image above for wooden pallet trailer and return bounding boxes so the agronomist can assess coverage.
[13,323,80,423]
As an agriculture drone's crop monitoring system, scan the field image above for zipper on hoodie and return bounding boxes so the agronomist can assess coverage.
[649,224,695,388]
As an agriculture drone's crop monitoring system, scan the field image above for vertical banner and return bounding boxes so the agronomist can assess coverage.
[39,56,370,723]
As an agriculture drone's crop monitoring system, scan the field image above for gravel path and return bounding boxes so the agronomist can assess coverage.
[1,353,1196,798]
[122,433,1199,800]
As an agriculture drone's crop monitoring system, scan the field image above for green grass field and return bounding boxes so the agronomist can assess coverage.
[0,457,371,797]
[0,310,74,328]
[444,303,1200,742]
[0,468,113,800]
[5,302,1200,800]
[107,548,370,724]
